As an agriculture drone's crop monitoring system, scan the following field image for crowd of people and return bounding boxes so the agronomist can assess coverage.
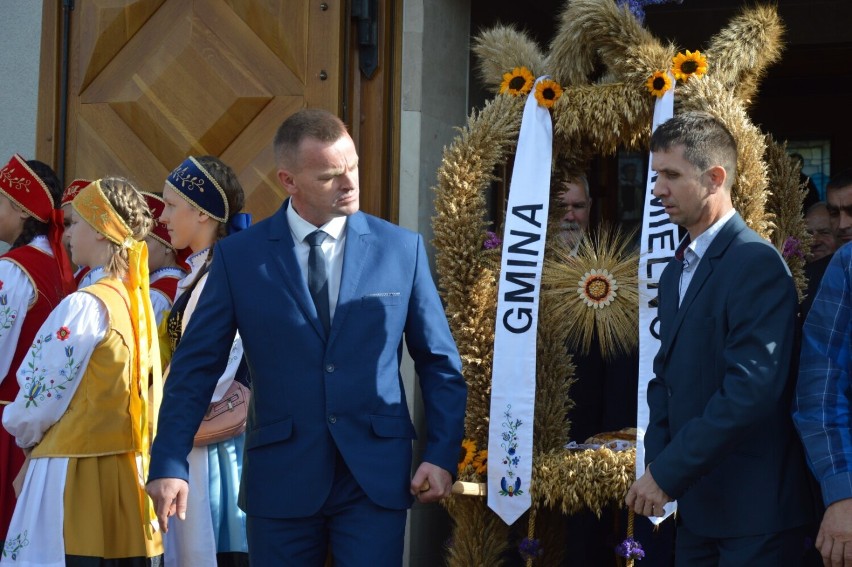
[0,108,466,566]
[0,107,849,566]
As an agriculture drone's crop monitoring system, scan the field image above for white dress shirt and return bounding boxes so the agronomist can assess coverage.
[286,202,347,322]
[677,208,736,305]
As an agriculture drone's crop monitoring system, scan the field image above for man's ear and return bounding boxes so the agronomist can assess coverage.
[277,169,298,197]
[705,165,727,193]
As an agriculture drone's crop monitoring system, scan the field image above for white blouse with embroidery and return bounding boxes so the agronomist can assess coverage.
[0,269,110,567]
[0,237,52,381]
[2,269,109,447]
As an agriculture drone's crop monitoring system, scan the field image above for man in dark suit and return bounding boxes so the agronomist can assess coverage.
[625,111,818,565]
[146,109,467,564]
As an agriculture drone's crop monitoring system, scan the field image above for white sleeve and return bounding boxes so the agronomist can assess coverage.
[0,259,37,381]
[1,292,108,448]
[180,272,244,403]
[149,289,172,328]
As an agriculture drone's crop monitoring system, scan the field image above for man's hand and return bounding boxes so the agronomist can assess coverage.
[146,478,189,532]
[625,466,671,517]
[410,462,452,503]
[816,498,852,566]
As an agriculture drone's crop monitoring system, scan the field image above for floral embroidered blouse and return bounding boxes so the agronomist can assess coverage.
[2,269,109,448]
[0,237,52,379]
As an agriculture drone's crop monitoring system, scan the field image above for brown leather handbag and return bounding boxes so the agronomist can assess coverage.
[193,381,250,446]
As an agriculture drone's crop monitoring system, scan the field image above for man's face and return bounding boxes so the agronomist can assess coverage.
[278,134,360,228]
[558,181,590,247]
[651,144,711,238]
[827,185,852,245]
[805,206,837,262]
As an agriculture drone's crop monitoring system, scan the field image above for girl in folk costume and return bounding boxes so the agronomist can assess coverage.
[1,178,164,566]
[61,179,92,288]
[158,156,251,567]
[141,192,186,327]
[0,155,74,542]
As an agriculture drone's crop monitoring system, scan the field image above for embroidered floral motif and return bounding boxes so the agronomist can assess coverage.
[2,530,29,559]
[0,166,32,193]
[497,404,524,497]
[0,294,19,338]
[20,333,81,408]
[0,279,4,290]
[56,326,71,341]
[172,165,207,193]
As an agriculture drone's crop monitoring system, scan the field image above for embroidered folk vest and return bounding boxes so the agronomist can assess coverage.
[32,280,142,457]
[0,245,66,403]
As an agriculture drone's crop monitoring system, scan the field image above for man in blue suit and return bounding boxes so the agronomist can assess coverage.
[147,109,467,565]
[625,111,818,565]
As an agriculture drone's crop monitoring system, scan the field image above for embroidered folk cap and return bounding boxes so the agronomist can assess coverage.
[141,192,175,250]
[0,154,75,293]
[0,154,55,222]
[61,179,93,206]
[165,156,228,222]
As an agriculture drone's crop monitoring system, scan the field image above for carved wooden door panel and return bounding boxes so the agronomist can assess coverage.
[59,0,343,220]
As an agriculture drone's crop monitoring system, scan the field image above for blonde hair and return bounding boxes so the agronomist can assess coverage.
[98,177,153,278]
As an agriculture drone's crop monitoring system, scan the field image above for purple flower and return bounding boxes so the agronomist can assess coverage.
[483,231,502,250]
[615,537,645,560]
[618,0,683,24]
[782,236,805,261]
[519,537,543,561]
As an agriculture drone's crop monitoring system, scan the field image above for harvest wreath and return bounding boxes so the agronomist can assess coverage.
[431,1,808,565]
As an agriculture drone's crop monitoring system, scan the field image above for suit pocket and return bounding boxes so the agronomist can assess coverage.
[370,414,417,439]
[246,417,293,450]
[361,292,401,308]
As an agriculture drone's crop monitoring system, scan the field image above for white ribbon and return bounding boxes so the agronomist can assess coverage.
[636,73,677,524]
[487,78,553,526]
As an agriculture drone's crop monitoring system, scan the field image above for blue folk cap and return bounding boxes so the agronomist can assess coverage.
[166,156,228,222]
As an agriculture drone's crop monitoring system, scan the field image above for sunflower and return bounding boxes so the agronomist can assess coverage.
[499,66,535,96]
[458,438,477,475]
[672,50,708,82]
[534,79,563,108]
[541,224,639,359]
[646,70,672,97]
[473,449,488,476]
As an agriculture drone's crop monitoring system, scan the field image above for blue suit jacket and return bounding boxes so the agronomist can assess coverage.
[149,202,467,518]
[645,213,818,538]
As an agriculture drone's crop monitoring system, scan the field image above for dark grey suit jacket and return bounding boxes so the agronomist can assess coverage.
[645,213,818,538]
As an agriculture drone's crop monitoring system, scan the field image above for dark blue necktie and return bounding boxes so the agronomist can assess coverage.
[305,230,330,333]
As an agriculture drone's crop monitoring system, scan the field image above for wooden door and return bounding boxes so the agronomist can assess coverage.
[39,0,344,221]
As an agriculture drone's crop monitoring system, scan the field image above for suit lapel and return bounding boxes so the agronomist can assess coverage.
[663,213,745,355]
[328,212,372,345]
[267,200,326,338]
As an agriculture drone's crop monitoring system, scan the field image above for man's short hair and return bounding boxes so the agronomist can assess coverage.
[827,168,852,193]
[274,109,349,169]
[650,111,738,189]
[552,162,590,200]
[805,201,829,217]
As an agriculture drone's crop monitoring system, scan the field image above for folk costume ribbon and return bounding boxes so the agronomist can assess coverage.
[636,73,677,524]
[487,77,552,526]
[73,180,163,536]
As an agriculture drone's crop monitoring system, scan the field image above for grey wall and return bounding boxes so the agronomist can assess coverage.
[399,1,471,566]
[0,1,43,161]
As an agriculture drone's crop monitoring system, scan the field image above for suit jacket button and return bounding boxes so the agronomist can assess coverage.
[328,414,337,424]
[325,363,335,373]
